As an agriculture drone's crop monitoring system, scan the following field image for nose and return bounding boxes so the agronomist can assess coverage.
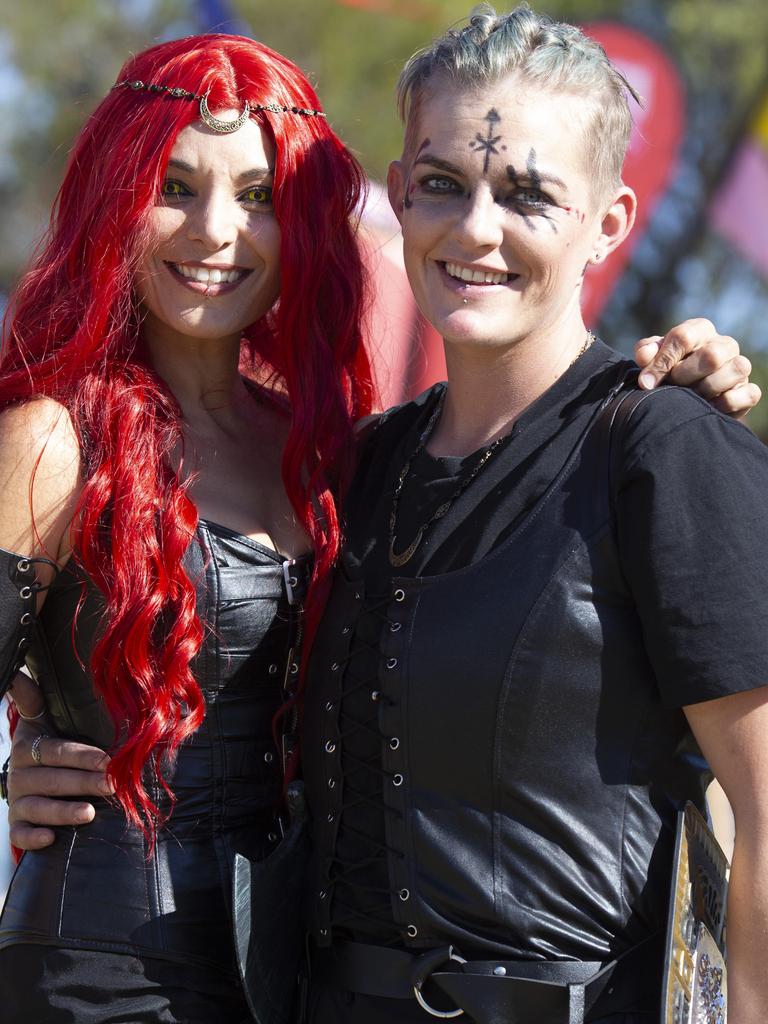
[453,186,504,251]
[187,190,238,251]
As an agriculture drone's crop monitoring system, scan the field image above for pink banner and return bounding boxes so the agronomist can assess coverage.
[710,103,768,279]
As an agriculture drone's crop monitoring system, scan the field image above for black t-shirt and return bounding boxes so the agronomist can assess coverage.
[326,339,768,944]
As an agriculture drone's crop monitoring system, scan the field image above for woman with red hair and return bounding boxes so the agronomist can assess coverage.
[0,23,760,1024]
[0,33,372,1023]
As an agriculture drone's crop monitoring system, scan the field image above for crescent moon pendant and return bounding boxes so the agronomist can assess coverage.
[199,94,251,134]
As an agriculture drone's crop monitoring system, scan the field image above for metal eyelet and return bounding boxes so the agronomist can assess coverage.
[267,832,278,843]
[389,737,400,750]
[371,690,381,702]
[16,559,31,574]
[341,626,351,635]
[264,751,275,763]
[325,701,334,712]
[268,664,278,674]
[390,622,402,633]
[20,612,32,626]
[328,778,336,789]
[325,741,336,753]
[392,773,404,787]
[17,638,28,650]
[354,591,361,601]
[320,928,328,937]
[406,924,418,938]
[290,662,299,674]
[288,575,298,588]
[19,586,32,600]
[319,889,328,899]
[399,888,410,901]
[394,589,405,602]
[331,662,340,672]
[327,813,335,824]
[386,658,398,670]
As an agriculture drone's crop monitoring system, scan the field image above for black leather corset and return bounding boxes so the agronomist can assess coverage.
[303,396,709,964]
[0,520,309,971]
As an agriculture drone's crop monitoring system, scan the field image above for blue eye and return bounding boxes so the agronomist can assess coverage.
[420,176,461,194]
[512,189,551,211]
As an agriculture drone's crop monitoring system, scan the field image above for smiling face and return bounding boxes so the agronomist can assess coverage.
[135,114,281,349]
[388,73,634,360]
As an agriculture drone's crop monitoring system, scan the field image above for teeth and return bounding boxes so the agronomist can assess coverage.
[172,263,244,285]
[445,262,509,285]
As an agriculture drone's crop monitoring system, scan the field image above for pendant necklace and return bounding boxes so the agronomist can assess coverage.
[387,331,595,569]
[387,390,511,567]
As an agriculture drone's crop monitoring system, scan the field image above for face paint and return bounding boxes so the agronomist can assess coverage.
[469,109,504,174]
[403,137,431,209]
[561,205,586,223]
[505,148,563,233]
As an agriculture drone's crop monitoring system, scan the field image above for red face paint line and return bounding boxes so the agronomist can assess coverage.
[561,205,586,222]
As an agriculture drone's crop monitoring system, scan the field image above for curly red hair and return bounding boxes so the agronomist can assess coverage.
[0,35,374,841]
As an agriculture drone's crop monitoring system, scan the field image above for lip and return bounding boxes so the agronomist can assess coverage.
[164,260,253,296]
[436,260,520,292]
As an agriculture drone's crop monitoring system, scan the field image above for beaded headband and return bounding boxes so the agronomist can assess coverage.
[111,79,326,134]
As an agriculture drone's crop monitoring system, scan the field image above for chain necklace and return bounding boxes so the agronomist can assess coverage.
[387,331,595,569]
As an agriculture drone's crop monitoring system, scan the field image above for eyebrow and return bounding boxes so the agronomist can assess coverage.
[514,169,568,191]
[414,152,569,191]
[166,159,273,184]
[412,153,465,176]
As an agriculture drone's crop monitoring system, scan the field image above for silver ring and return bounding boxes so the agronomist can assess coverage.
[413,947,467,1018]
[30,734,49,765]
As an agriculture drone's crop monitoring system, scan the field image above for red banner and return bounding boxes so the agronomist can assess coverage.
[580,23,686,325]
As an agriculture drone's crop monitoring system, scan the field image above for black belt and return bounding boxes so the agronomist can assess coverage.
[311,934,662,1023]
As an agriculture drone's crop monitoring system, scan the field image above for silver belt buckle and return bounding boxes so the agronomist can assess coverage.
[662,803,728,1024]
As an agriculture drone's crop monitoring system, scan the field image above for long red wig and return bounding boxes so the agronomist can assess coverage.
[0,35,374,841]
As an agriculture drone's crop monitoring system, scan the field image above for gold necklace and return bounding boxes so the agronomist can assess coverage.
[388,392,510,567]
[387,331,595,569]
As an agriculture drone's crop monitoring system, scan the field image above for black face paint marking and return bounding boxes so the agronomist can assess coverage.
[506,148,558,233]
[403,137,431,209]
[469,109,503,174]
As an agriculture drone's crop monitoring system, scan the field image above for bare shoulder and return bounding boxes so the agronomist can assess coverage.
[0,398,82,562]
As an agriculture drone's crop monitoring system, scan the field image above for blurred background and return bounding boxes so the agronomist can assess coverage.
[1,0,764,892]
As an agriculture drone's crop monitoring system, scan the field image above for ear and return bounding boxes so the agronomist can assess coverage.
[591,185,636,264]
[387,160,407,226]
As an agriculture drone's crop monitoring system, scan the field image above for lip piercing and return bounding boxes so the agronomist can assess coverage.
[462,298,468,305]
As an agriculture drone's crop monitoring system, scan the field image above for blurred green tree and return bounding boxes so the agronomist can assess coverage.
[2,0,767,437]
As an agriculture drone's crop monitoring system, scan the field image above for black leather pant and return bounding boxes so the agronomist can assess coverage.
[0,945,253,1024]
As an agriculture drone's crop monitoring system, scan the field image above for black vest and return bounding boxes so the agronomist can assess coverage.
[303,386,709,963]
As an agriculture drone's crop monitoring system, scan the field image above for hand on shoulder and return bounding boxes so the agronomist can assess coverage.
[633,319,760,419]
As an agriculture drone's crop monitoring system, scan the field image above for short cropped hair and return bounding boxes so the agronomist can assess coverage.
[396,3,640,201]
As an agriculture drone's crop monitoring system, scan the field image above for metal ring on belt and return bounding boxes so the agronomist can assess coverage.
[412,946,467,1018]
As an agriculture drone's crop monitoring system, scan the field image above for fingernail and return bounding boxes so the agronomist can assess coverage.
[639,371,656,389]
[75,805,95,824]
[100,780,116,796]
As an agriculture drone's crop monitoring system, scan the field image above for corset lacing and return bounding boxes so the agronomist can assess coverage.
[326,592,406,945]
[0,552,59,700]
